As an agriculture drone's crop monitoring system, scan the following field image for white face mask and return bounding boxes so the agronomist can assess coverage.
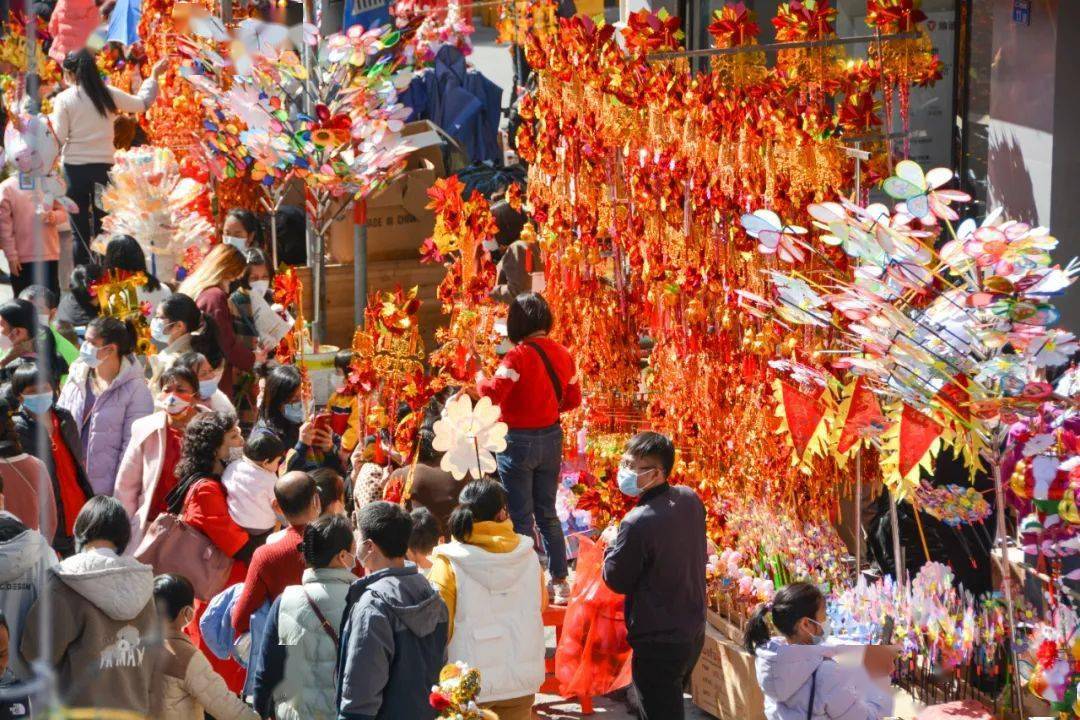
[227,445,244,463]
[482,239,499,251]
[249,279,270,298]
[37,313,50,330]
[223,235,248,252]
[0,332,11,352]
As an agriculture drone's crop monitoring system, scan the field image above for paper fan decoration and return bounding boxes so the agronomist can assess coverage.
[432,395,508,480]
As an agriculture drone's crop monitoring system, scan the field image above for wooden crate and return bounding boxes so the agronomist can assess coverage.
[296,261,448,351]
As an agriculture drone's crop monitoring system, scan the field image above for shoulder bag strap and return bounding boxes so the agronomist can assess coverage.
[806,667,818,720]
[524,340,563,405]
[303,588,340,649]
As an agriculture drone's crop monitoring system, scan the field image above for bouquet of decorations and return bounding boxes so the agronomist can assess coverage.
[98,147,215,282]
[428,662,497,720]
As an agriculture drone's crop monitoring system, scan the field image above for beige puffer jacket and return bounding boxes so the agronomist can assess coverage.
[154,629,259,720]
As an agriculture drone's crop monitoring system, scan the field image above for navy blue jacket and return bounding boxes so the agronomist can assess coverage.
[602,483,708,646]
[399,46,503,164]
[335,566,448,720]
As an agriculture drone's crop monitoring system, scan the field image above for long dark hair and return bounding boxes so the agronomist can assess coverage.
[448,479,507,542]
[166,411,236,514]
[258,363,302,430]
[743,581,824,655]
[104,235,161,292]
[63,50,117,117]
[300,514,354,569]
[228,209,265,249]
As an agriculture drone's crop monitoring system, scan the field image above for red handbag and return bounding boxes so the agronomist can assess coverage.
[134,513,234,600]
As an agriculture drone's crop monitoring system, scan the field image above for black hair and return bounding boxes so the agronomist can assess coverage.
[299,514,353,569]
[153,574,195,621]
[171,411,237,505]
[274,472,317,518]
[274,205,307,266]
[69,263,103,308]
[9,360,50,399]
[244,430,286,463]
[625,431,676,478]
[409,507,440,554]
[506,292,552,344]
[87,316,137,357]
[104,235,161,292]
[157,293,202,335]
[0,299,38,339]
[448,479,507,542]
[357,501,411,559]
[63,50,117,117]
[333,350,355,374]
[18,285,58,310]
[0,398,21,459]
[743,581,824,655]
[241,248,274,293]
[259,364,302,427]
[158,365,198,394]
[491,200,527,247]
[227,208,265,248]
[310,468,344,510]
[417,428,440,464]
[74,496,132,554]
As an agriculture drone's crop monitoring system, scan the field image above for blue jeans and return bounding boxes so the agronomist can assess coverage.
[496,424,568,580]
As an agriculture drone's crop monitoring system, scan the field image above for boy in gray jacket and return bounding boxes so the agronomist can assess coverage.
[336,502,448,720]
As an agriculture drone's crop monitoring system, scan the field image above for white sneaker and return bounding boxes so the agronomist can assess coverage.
[549,579,571,605]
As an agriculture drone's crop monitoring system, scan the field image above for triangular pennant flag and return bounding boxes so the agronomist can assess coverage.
[881,403,944,499]
[772,379,830,469]
[832,376,886,464]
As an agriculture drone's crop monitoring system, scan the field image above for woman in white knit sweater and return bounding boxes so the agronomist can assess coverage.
[50,49,164,266]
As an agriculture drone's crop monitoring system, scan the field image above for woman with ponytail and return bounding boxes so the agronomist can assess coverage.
[252,514,355,720]
[744,581,894,720]
[148,293,214,386]
[428,479,546,720]
[51,50,166,266]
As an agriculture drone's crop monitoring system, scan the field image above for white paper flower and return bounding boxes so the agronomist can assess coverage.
[432,395,508,481]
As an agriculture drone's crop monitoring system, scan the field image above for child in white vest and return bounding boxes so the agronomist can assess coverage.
[221,431,286,535]
[428,480,547,720]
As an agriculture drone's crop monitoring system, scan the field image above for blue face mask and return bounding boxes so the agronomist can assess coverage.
[199,376,220,399]
[282,401,304,423]
[617,467,648,497]
[22,392,53,415]
[79,341,102,369]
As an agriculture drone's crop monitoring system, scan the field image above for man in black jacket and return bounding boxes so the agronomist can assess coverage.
[602,432,707,720]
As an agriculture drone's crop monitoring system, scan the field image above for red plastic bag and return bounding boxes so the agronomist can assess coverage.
[555,535,633,697]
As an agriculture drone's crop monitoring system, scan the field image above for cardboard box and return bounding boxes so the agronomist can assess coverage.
[690,623,766,720]
[328,121,448,265]
[296,261,447,351]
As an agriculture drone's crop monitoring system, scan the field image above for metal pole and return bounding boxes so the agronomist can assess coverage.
[855,448,863,573]
[21,3,55,713]
[888,489,903,589]
[353,200,367,328]
[992,456,1026,717]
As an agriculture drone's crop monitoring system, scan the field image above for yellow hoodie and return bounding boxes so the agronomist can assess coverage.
[427,519,549,640]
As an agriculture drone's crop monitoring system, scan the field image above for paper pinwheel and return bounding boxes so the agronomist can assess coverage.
[432,395,508,481]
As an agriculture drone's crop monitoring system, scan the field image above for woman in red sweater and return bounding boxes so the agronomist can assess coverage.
[178,244,265,396]
[164,410,256,692]
[478,293,581,603]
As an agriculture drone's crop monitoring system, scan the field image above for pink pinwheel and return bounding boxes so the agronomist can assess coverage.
[741,209,808,263]
[883,160,971,225]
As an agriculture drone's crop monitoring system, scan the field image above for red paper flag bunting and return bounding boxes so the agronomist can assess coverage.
[833,376,886,462]
[935,374,971,425]
[882,403,944,498]
[772,379,830,468]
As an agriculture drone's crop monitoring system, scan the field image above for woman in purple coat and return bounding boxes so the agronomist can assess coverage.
[57,316,154,495]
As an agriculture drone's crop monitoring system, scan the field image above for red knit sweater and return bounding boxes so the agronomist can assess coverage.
[478,337,582,430]
[231,524,305,634]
